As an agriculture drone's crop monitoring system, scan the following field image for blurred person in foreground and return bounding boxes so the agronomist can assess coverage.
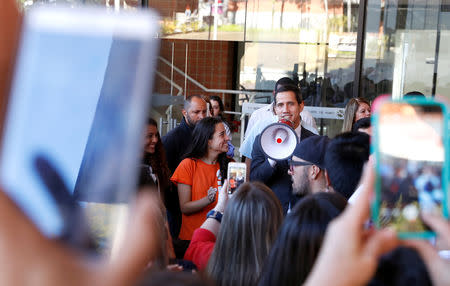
[184,180,283,286]
[258,192,347,286]
[0,2,189,285]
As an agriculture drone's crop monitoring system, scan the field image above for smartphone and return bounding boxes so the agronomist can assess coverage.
[0,6,159,254]
[372,99,448,239]
[227,162,246,195]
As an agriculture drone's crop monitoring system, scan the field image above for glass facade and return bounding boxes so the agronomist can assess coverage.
[15,0,450,139]
[362,0,450,101]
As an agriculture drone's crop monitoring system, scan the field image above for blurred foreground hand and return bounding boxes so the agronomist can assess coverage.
[0,190,162,286]
[304,164,399,286]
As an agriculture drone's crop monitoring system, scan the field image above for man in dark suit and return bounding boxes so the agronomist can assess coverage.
[250,84,316,214]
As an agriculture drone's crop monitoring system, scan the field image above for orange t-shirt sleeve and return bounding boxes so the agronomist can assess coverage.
[171,158,194,186]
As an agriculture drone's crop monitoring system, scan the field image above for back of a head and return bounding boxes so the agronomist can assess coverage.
[206,182,283,286]
[324,132,370,199]
[369,247,432,286]
[258,192,347,286]
[352,117,371,133]
[404,91,425,99]
[274,77,295,91]
[137,271,214,286]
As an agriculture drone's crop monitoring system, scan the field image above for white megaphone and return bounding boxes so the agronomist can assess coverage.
[260,120,298,160]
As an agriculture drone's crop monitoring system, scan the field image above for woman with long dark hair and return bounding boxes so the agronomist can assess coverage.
[140,118,171,200]
[171,117,230,241]
[258,192,347,286]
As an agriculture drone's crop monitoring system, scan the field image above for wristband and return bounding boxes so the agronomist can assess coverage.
[206,210,223,223]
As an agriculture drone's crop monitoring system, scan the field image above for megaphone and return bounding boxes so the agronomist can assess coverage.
[260,121,298,160]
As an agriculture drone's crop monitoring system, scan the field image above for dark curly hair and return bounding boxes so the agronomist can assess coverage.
[141,118,171,191]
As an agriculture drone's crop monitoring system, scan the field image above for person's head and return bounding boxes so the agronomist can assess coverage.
[274,77,295,93]
[352,117,371,136]
[289,136,330,196]
[273,84,304,128]
[185,117,229,159]
[144,118,160,154]
[404,91,425,99]
[342,98,371,132]
[258,192,347,286]
[184,117,230,182]
[369,247,432,286]
[209,95,224,117]
[138,271,214,286]
[207,182,283,286]
[182,95,207,127]
[140,118,170,190]
[324,132,370,199]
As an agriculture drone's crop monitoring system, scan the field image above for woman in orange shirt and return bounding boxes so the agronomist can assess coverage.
[171,117,231,241]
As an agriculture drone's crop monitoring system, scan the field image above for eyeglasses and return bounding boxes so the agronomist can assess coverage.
[288,159,313,173]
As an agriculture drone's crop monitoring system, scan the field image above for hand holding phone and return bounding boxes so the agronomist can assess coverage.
[372,99,448,239]
[227,162,247,195]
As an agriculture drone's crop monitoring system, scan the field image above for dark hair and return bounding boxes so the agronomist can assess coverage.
[138,270,214,286]
[141,118,171,191]
[184,117,230,183]
[209,95,224,114]
[273,84,303,106]
[207,182,283,286]
[404,91,425,98]
[369,247,432,286]
[324,132,370,199]
[274,77,295,91]
[352,117,371,133]
[258,192,347,286]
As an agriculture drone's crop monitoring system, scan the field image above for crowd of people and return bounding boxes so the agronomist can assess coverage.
[2,1,450,285]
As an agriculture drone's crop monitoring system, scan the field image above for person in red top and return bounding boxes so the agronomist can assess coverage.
[171,117,230,241]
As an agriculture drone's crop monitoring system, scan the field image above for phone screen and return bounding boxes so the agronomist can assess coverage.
[227,163,246,194]
[376,102,445,235]
[0,7,158,252]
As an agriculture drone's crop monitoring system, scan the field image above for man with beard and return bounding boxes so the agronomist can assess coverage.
[288,136,331,198]
[163,95,207,173]
[162,95,207,241]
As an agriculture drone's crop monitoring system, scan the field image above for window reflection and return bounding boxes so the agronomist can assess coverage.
[362,0,450,100]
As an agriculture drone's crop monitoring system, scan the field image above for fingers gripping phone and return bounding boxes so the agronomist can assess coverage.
[0,6,159,253]
[372,99,449,239]
[227,162,246,195]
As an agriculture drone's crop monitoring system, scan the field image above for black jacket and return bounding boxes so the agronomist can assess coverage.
[162,117,195,174]
[250,126,316,214]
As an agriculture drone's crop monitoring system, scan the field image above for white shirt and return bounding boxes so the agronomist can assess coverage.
[240,104,316,159]
[245,102,318,138]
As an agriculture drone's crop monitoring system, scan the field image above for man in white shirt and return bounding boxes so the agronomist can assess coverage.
[240,77,318,179]
[250,84,316,214]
